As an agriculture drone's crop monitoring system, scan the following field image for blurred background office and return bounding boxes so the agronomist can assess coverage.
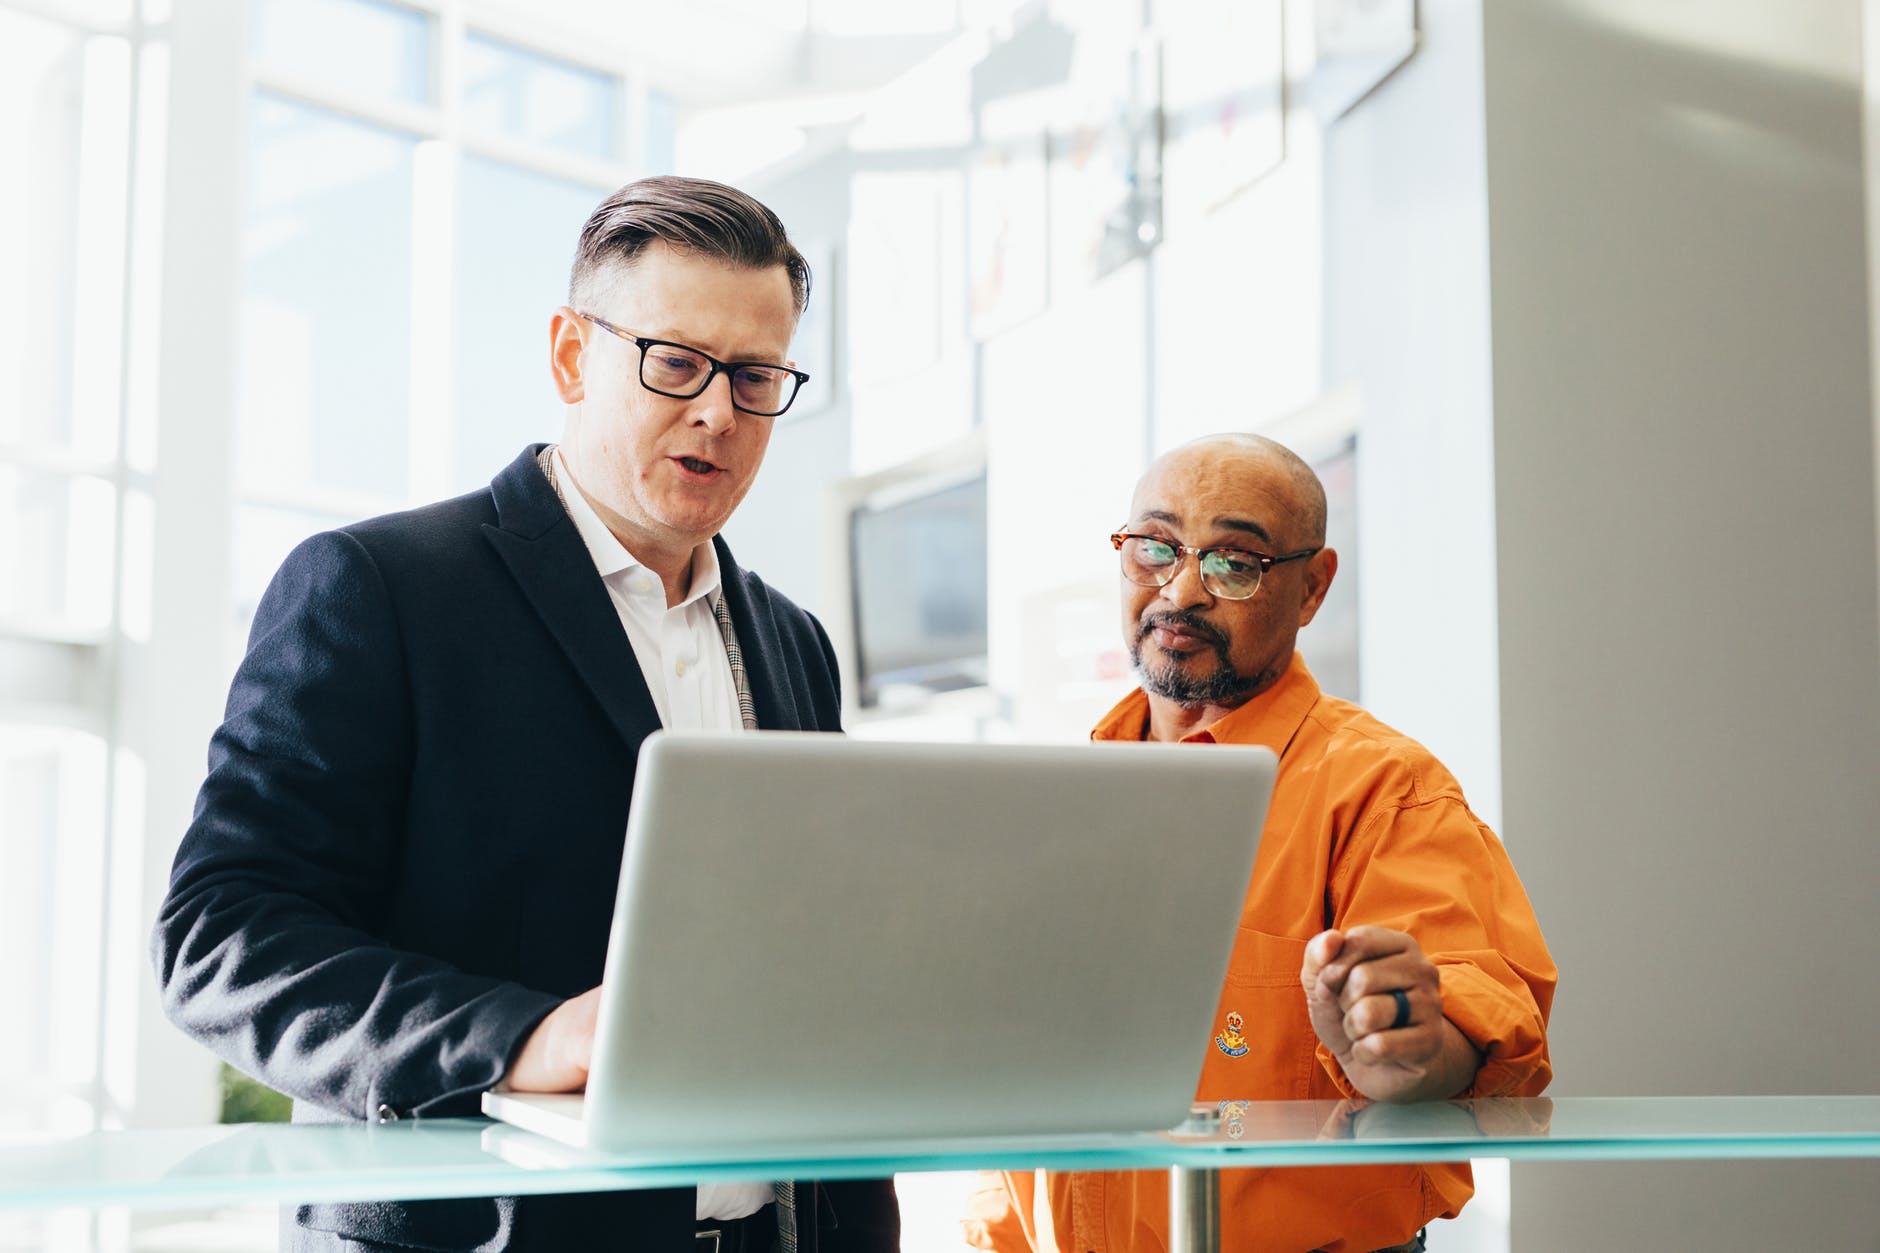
[2,0,1877,1249]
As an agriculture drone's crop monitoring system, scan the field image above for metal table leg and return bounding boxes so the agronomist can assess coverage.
[1169,1163,1221,1253]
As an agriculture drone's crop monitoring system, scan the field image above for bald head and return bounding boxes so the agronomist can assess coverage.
[1119,431,1339,727]
[1134,434,1328,551]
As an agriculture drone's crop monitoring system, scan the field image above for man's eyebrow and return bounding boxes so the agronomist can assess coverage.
[1214,517,1274,545]
[1137,509,1275,546]
[644,329,786,364]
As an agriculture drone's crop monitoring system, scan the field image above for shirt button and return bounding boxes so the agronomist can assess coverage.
[631,575,654,595]
[675,659,688,677]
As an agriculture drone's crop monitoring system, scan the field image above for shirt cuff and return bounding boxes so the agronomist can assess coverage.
[1311,962,1552,1100]
[1436,961,1552,1098]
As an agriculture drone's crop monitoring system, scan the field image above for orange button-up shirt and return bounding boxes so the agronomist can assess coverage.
[964,654,1556,1253]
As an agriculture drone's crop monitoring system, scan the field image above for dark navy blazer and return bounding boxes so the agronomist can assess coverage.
[153,445,896,1252]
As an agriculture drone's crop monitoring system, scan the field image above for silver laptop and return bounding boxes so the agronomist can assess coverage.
[482,730,1276,1153]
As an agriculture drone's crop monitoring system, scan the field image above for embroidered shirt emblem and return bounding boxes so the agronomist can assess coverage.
[1213,1011,1249,1058]
[1219,1099,1250,1140]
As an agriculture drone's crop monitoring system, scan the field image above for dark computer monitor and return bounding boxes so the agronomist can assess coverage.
[847,472,989,709]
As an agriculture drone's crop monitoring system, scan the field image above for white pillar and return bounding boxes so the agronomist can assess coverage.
[1486,1,1880,1246]
[109,0,247,1129]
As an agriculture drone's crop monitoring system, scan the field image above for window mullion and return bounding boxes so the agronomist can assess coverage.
[459,130,626,189]
[124,0,250,1131]
[247,65,446,139]
[406,0,463,506]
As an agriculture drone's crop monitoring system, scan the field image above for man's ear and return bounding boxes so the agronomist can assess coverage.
[1296,547,1339,630]
[550,308,586,404]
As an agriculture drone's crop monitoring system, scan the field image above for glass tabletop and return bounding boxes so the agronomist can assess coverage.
[3,1096,1877,1214]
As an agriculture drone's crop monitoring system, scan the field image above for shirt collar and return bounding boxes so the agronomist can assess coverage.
[1091,651,1322,756]
[553,446,722,609]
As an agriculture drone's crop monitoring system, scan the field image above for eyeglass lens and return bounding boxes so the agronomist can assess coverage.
[640,343,798,414]
[1119,536,1264,599]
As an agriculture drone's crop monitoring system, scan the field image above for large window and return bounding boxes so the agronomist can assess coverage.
[451,156,598,491]
[0,1,133,1147]
[0,0,676,1163]
[238,93,419,508]
[229,0,672,641]
[0,10,137,1252]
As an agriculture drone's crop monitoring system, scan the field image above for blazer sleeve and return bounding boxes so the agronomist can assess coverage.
[151,529,560,1121]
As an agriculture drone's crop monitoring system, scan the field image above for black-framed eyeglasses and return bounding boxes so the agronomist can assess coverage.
[579,312,810,417]
[1110,531,1319,601]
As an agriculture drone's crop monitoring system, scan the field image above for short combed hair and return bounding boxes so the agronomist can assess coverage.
[569,176,810,316]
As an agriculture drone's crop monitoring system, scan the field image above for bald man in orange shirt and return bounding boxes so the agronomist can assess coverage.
[964,434,1556,1253]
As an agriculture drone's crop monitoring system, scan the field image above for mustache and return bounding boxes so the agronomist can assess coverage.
[1137,609,1230,651]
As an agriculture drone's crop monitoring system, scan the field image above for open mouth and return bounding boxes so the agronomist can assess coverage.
[676,455,721,476]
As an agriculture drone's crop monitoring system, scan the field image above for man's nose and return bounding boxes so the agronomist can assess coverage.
[1157,554,1214,610]
[687,370,739,434]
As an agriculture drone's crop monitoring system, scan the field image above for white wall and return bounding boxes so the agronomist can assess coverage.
[721,144,854,621]
[119,0,247,1130]
[1321,0,1503,829]
[1485,1,1880,1246]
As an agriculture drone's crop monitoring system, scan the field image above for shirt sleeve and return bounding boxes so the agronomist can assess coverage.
[1312,783,1557,1100]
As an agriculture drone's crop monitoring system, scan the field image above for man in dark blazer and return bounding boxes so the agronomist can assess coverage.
[152,177,900,1252]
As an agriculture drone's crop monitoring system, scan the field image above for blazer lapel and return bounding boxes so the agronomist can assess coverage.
[715,535,805,731]
[481,445,663,751]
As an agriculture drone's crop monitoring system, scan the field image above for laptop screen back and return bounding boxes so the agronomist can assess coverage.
[583,731,1276,1150]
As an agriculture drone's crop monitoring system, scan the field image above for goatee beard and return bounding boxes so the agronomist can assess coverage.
[1130,609,1265,708]
[1135,659,1265,707]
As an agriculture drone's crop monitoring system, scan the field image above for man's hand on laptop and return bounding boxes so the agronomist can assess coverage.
[1301,926,1482,1104]
[505,986,601,1091]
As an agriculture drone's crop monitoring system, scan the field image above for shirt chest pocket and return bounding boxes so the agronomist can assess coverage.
[1195,927,1318,1102]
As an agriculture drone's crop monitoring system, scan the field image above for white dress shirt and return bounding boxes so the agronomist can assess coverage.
[552,449,771,1223]
[553,448,740,735]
